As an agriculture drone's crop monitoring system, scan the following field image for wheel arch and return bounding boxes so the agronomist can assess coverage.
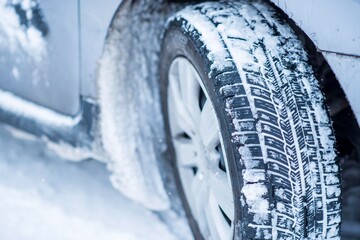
[268,0,360,173]
[95,0,186,209]
[268,0,360,126]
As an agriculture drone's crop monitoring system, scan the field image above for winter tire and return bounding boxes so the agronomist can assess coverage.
[160,1,341,239]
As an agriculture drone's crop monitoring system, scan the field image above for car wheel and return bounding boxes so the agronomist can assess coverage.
[160,1,341,239]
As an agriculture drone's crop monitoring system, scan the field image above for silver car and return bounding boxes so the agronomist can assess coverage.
[1,0,359,239]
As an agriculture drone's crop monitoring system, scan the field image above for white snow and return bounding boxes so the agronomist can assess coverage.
[243,169,265,183]
[97,2,185,211]
[98,36,169,210]
[4,124,38,141]
[45,139,100,162]
[326,185,341,198]
[171,8,233,76]
[276,202,286,213]
[20,0,32,10]
[275,188,286,200]
[242,183,269,224]
[0,0,47,63]
[325,174,340,185]
[0,89,80,126]
[0,124,182,240]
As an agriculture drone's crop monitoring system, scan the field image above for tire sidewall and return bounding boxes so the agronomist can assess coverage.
[160,21,242,239]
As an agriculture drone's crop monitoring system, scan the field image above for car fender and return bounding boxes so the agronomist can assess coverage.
[270,0,360,124]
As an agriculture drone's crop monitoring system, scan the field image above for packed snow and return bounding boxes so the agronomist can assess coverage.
[97,1,184,210]
[0,123,187,240]
[0,89,80,126]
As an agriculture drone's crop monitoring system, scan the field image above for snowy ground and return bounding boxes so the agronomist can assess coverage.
[2,119,360,240]
[0,123,183,240]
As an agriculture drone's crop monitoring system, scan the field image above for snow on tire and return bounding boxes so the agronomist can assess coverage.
[160,1,341,239]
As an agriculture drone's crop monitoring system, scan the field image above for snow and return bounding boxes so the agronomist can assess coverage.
[0,123,182,240]
[243,169,265,183]
[326,185,341,198]
[98,35,169,210]
[0,0,47,63]
[97,1,184,210]
[0,89,80,126]
[242,183,269,224]
[171,8,233,77]
[4,124,38,141]
[45,139,100,162]
[325,174,340,185]
[275,188,286,200]
[20,0,32,10]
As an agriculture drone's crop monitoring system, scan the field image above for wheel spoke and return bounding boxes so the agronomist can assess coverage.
[178,58,201,123]
[200,100,220,151]
[190,172,209,230]
[173,137,197,167]
[168,66,196,137]
[167,57,234,240]
[191,172,206,200]
[208,170,234,221]
[178,167,196,202]
[206,193,232,240]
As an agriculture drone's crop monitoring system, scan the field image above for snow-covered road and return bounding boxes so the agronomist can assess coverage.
[3,119,360,240]
[0,123,182,240]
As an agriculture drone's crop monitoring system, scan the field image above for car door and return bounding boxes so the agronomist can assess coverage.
[0,0,80,116]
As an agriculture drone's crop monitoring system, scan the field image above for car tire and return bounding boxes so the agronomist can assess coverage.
[159,1,341,239]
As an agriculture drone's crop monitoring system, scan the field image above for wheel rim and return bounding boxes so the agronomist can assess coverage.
[167,57,234,239]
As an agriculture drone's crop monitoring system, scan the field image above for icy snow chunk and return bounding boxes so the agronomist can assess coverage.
[275,188,286,200]
[20,0,32,10]
[239,146,252,158]
[242,183,269,223]
[328,215,341,225]
[327,226,340,239]
[238,135,248,144]
[233,120,255,132]
[326,185,341,198]
[243,169,265,183]
[309,161,317,173]
[325,174,340,185]
[325,164,339,173]
[173,7,233,74]
[276,202,286,213]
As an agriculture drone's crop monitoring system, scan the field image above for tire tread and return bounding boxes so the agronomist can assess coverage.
[167,1,341,239]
